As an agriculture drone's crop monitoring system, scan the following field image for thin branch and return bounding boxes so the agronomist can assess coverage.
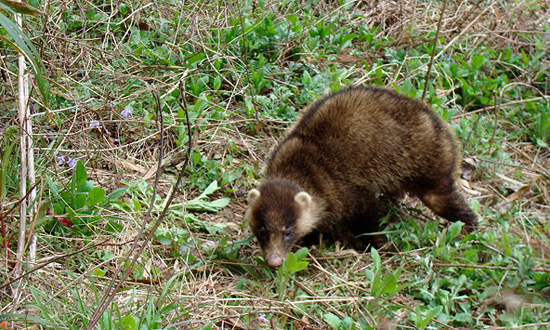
[0,239,110,293]
[146,90,164,219]
[422,0,447,100]
[86,80,195,329]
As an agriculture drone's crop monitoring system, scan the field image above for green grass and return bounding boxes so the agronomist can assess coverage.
[1,0,549,329]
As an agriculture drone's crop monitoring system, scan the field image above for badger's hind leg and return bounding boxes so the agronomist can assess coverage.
[346,194,389,250]
[418,182,477,230]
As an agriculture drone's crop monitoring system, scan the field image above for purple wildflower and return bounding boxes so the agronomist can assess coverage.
[56,156,65,165]
[121,105,133,118]
[89,120,100,128]
[67,157,77,169]
[258,314,268,323]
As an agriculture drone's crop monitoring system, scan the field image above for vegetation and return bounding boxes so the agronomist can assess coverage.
[1,0,549,329]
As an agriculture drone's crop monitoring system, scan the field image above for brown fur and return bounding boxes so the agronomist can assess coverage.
[246,86,477,267]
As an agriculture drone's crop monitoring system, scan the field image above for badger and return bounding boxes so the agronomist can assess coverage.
[245,86,477,267]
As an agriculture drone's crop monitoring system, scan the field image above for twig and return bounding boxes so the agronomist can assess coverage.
[0,239,110,293]
[453,96,549,118]
[402,4,493,82]
[422,0,446,100]
[14,7,30,307]
[86,80,195,330]
[146,90,164,219]
[484,322,550,330]
[433,262,550,273]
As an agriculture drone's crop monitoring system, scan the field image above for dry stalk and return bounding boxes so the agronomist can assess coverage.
[86,79,195,329]
[421,0,446,100]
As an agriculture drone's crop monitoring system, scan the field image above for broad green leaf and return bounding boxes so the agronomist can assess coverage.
[208,197,230,208]
[73,193,87,209]
[371,248,381,271]
[121,315,138,330]
[101,188,127,206]
[323,312,341,330]
[80,180,95,193]
[294,247,308,261]
[370,248,383,297]
[289,261,308,274]
[93,267,107,276]
[382,273,397,295]
[204,222,228,235]
[419,306,442,329]
[285,252,297,270]
[198,181,219,199]
[447,221,463,241]
[71,161,87,193]
[536,138,548,148]
[471,54,484,69]
[185,197,229,212]
[87,187,106,208]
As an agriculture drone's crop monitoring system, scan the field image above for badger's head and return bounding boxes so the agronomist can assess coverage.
[245,179,316,267]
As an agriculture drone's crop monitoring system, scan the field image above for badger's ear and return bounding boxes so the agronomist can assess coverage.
[248,189,261,205]
[294,191,312,211]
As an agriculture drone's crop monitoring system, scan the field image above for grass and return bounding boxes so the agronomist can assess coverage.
[1,0,549,329]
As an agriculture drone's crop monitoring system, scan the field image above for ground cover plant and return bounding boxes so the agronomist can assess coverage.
[1,0,549,329]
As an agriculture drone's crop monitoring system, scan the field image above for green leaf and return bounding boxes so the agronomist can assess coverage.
[382,272,397,295]
[121,315,138,330]
[198,181,219,199]
[71,161,87,193]
[80,180,95,193]
[104,220,124,233]
[204,222,228,235]
[0,136,17,199]
[0,313,60,327]
[371,247,381,271]
[294,247,308,261]
[454,312,473,323]
[0,10,49,105]
[341,317,355,330]
[370,248,383,296]
[289,261,308,274]
[103,188,127,205]
[536,138,548,148]
[471,54,484,69]
[285,252,297,270]
[185,197,230,212]
[73,193,87,209]
[418,306,442,329]
[447,221,463,241]
[87,187,106,208]
[93,267,107,276]
[324,312,341,330]
[200,323,213,330]
[208,197,231,209]
[213,75,222,90]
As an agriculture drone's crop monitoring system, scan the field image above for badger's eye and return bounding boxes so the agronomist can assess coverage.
[284,229,292,238]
